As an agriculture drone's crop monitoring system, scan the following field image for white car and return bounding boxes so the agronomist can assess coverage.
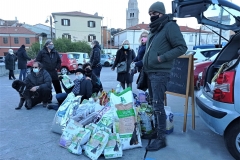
[186,48,222,63]
[173,0,240,159]
[68,52,90,66]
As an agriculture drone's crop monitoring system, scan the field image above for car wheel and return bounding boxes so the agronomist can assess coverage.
[60,67,69,75]
[224,121,240,160]
[104,62,110,67]
[27,67,31,74]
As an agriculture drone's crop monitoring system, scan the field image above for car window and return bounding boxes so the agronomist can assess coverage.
[67,54,74,59]
[101,55,105,58]
[209,50,220,58]
[83,54,89,59]
[186,51,196,55]
[201,51,210,58]
[73,54,79,59]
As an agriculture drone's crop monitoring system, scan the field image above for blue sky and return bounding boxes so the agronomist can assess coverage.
[0,0,240,29]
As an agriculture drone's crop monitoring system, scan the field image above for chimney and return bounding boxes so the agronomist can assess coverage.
[94,12,98,16]
[142,22,144,24]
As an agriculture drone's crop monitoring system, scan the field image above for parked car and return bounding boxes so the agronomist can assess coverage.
[173,0,240,159]
[186,48,221,63]
[27,53,78,75]
[194,53,219,90]
[0,56,5,63]
[100,54,114,67]
[68,52,90,66]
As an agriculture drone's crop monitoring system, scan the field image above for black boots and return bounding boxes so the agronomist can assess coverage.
[146,111,167,151]
[15,98,25,110]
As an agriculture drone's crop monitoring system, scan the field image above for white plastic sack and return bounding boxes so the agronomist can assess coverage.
[61,74,74,89]
[165,106,174,134]
[67,127,91,155]
[51,93,79,134]
[110,88,142,150]
[115,83,123,94]
[59,119,83,148]
[85,130,109,160]
[104,133,123,159]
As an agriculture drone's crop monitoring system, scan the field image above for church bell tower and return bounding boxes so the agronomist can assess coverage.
[126,0,139,28]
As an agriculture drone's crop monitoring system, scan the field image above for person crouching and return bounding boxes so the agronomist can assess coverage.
[53,68,93,110]
[23,61,52,109]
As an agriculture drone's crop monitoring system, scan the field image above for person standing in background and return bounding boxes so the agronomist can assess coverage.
[89,40,102,78]
[142,1,187,151]
[36,40,62,99]
[5,49,17,80]
[111,40,136,89]
[16,45,31,81]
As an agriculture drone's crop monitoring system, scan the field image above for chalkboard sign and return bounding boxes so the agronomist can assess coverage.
[167,58,189,95]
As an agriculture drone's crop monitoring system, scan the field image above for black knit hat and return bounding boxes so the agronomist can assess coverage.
[149,1,166,14]
[21,45,25,49]
[74,68,85,74]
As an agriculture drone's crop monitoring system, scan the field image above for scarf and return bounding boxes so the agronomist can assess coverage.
[72,76,85,96]
[149,14,171,34]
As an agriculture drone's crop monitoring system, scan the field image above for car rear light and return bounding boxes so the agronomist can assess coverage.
[213,71,235,103]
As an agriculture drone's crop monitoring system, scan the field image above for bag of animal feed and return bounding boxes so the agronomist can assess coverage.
[104,133,123,159]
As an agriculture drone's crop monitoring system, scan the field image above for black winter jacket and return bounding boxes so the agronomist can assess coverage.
[5,54,17,70]
[112,48,136,83]
[90,44,101,68]
[25,69,52,90]
[16,46,31,69]
[36,47,61,80]
[133,44,146,71]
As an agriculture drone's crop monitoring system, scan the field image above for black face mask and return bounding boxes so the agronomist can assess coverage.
[150,15,159,22]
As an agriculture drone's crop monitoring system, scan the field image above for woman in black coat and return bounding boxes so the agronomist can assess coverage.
[16,45,31,81]
[111,40,136,89]
[36,40,62,95]
[5,49,17,80]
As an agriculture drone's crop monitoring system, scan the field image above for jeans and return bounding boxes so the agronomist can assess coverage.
[147,72,170,139]
[19,69,27,81]
[56,93,68,105]
[92,65,102,78]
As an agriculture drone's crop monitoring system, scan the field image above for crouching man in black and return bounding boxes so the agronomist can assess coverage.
[23,61,52,109]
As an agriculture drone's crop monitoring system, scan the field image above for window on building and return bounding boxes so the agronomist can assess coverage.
[130,13,135,17]
[14,37,19,44]
[88,34,96,42]
[88,21,96,28]
[61,19,70,26]
[189,35,193,42]
[62,34,71,40]
[25,38,30,44]
[3,37,8,44]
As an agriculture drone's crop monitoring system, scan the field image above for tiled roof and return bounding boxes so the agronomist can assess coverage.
[52,11,102,19]
[0,27,36,34]
[126,24,211,33]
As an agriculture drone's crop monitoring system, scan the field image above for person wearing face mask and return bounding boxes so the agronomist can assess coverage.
[142,1,187,152]
[111,40,136,89]
[82,62,103,94]
[89,40,102,78]
[16,45,31,81]
[53,68,92,110]
[132,30,149,72]
[5,49,17,80]
[24,61,52,109]
[36,40,62,101]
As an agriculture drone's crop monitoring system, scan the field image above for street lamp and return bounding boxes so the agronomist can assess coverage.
[45,16,57,40]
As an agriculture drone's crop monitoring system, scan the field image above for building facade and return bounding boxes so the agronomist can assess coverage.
[0,27,38,56]
[126,0,139,28]
[52,11,102,43]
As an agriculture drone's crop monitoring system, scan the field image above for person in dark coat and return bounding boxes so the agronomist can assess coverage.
[52,68,92,110]
[111,40,136,89]
[16,45,31,81]
[132,30,149,72]
[36,40,62,96]
[90,40,102,78]
[24,61,52,109]
[82,62,103,94]
[142,2,187,151]
[5,49,17,80]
